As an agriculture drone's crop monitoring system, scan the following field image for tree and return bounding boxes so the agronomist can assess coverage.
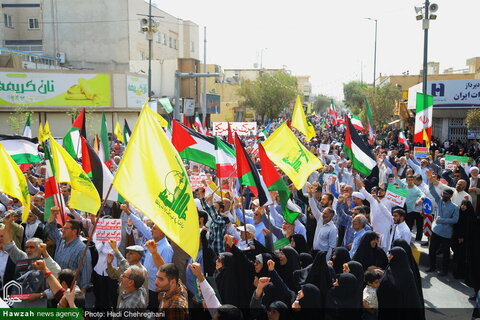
[466,109,480,129]
[343,81,368,115]
[66,106,96,136]
[6,106,33,135]
[363,83,402,127]
[312,94,332,113]
[237,71,299,122]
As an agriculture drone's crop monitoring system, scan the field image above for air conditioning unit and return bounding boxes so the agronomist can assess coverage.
[56,52,65,63]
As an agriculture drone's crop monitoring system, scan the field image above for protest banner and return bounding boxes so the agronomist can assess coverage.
[213,122,257,136]
[273,238,290,251]
[189,174,206,190]
[385,184,409,207]
[445,154,468,170]
[93,219,122,242]
[323,173,337,185]
[319,143,330,154]
[414,147,429,158]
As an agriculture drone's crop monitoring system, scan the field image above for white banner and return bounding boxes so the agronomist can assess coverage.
[127,75,148,108]
[213,122,257,136]
[93,219,122,242]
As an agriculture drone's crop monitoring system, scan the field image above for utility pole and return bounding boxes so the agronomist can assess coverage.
[202,27,207,119]
[422,0,430,101]
[365,18,377,88]
[174,72,220,121]
[148,0,152,100]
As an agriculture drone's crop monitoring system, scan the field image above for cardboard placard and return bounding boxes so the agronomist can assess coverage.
[189,174,206,191]
[94,219,122,242]
[385,184,409,207]
[319,144,331,154]
[414,147,429,158]
[445,155,468,170]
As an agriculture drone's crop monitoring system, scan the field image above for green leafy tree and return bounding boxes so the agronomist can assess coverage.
[343,81,368,115]
[237,71,299,122]
[466,109,480,129]
[66,107,97,136]
[363,83,402,126]
[312,94,332,113]
[6,106,33,135]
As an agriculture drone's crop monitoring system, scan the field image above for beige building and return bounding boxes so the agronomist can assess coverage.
[199,65,312,122]
[379,57,480,141]
[0,0,200,99]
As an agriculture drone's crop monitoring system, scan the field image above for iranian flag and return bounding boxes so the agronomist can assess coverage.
[343,115,377,176]
[42,139,67,226]
[0,135,41,165]
[63,107,86,159]
[365,99,375,144]
[81,137,118,201]
[351,114,365,131]
[23,114,32,138]
[258,143,299,224]
[235,133,272,206]
[193,115,205,134]
[172,119,216,169]
[414,92,433,144]
[328,99,338,126]
[214,137,237,178]
[398,130,410,151]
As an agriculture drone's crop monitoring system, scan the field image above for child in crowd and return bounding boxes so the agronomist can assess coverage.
[363,269,382,320]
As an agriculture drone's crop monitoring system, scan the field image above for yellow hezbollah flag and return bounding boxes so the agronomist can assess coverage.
[38,123,44,143]
[423,128,430,149]
[306,103,312,114]
[114,121,124,143]
[291,95,316,141]
[49,137,101,214]
[113,105,199,259]
[263,122,323,189]
[0,144,30,222]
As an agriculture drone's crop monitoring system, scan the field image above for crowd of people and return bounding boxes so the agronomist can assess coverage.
[0,113,479,320]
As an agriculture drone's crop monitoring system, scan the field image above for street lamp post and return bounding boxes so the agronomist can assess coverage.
[422,0,430,99]
[365,18,377,89]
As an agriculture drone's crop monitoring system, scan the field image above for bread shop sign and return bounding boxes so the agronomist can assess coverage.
[0,71,111,106]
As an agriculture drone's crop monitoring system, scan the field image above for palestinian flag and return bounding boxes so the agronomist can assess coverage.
[63,107,86,159]
[99,112,110,162]
[343,115,377,176]
[172,120,216,169]
[398,130,410,151]
[123,119,132,146]
[365,99,375,144]
[258,143,299,224]
[351,115,365,131]
[0,135,41,165]
[23,114,32,138]
[235,133,272,206]
[42,139,67,226]
[81,137,118,201]
[214,137,236,178]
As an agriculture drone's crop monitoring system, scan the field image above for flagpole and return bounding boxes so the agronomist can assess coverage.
[240,185,248,237]
[70,183,114,291]
[53,190,66,226]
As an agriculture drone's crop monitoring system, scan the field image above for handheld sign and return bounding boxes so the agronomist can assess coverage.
[414,147,429,159]
[93,219,122,242]
[385,184,409,207]
[444,155,468,170]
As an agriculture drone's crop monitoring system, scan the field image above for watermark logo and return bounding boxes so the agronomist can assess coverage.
[2,280,23,306]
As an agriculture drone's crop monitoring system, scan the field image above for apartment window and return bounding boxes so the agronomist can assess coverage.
[156,32,162,43]
[4,14,12,28]
[173,39,177,50]
[169,37,172,48]
[163,33,167,45]
[190,41,195,53]
[28,18,39,29]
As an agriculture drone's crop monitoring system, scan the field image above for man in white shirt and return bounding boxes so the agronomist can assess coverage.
[390,208,411,246]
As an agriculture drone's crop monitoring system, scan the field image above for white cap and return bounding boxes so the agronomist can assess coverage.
[237,224,256,235]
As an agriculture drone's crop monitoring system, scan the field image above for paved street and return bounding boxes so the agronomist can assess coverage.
[413,240,476,319]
